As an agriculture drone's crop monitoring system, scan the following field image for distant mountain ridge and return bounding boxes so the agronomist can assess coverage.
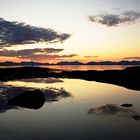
[0,60,140,66]
[0,61,50,66]
[57,61,84,65]
[86,61,140,65]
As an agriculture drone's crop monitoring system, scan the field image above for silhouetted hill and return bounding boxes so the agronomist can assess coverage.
[0,61,17,66]
[0,61,50,66]
[0,60,140,66]
[87,61,140,65]
[87,61,114,65]
[57,61,84,65]
[57,60,140,65]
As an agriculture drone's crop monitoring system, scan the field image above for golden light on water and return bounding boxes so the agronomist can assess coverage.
[4,78,140,102]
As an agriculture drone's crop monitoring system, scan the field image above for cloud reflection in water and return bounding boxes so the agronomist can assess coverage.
[0,78,72,112]
[88,104,140,121]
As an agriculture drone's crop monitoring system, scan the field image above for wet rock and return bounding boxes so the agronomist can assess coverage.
[8,89,45,109]
[132,115,140,121]
[88,104,121,114]
[121,104,133,107]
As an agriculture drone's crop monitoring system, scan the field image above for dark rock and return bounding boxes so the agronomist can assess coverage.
[8,89,45,109]
[0,66,140,91]
[121,104,133,107]
[132,115,140,121]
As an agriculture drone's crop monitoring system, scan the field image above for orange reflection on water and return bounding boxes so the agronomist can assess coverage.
[41,65,134,71]
[4,78,140,106]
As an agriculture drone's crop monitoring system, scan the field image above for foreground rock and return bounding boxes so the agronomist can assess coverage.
[132,115,140,121]
[88,104,140,121]
[121,104,133,107]
[8,89,45,109]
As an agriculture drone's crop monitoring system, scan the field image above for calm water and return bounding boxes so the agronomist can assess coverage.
[0,77,140,140]
[41,65,136,71]
[0,65,137,71]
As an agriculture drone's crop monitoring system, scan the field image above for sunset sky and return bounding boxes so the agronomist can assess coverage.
[0,0,140,63]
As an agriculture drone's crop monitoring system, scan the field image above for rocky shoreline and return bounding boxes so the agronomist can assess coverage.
[0,66,140,90]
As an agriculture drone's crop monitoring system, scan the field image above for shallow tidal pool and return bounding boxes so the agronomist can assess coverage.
[0,78,140,140]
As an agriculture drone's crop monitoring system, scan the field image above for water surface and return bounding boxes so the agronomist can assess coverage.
[0,65,137,71]
[41,65,136,71]
[0,78,140,140]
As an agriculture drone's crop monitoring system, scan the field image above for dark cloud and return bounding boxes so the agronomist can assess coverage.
[31,54,77,60]
[123,56,140,60]
[0,18,70,47]
[0,48,63,57]
[0,48,77,60]
[55,54,77,58]
[89,10,140,26]
[84,55,98,58]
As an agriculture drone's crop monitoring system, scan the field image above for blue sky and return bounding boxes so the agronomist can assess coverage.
[1,0,139,30]
[0,0,140,63]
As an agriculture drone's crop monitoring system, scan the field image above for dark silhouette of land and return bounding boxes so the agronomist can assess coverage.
[57,60,140,65]
[0,66,140,91]
[0,60,140,66]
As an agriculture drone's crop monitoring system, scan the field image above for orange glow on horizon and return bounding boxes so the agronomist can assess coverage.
[0,57,30,63]
[0,56,126,64]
